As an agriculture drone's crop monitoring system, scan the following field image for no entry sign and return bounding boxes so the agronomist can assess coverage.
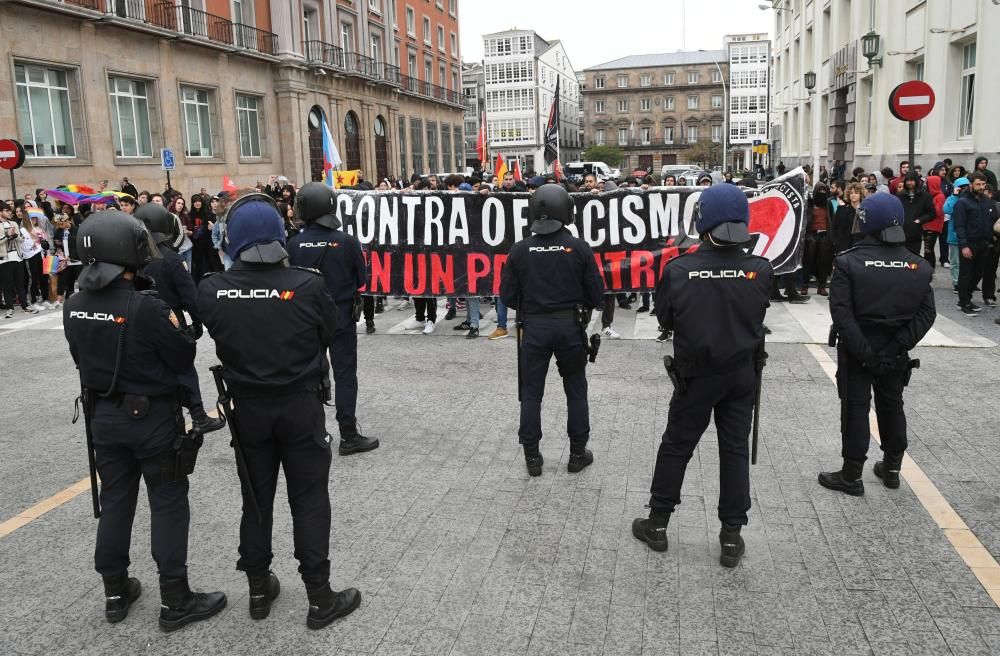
[0,138,26,170]
[889,81,935,122]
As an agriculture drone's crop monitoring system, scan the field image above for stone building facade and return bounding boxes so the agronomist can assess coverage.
[0,0,464,197]
[581,51,728,172]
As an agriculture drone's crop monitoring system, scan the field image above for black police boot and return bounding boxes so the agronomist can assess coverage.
[103,572,141,623]
[873,451,904,489]
[158,578,227,632]
[248,571,280,620]
[719,524,746,568]
[339,423,379,456]
[567,444,593,473]
[305,583,361,630]
[190,404,225,434]
[631,511,669,552]
[523,442,543,477]
[818,459,865,496]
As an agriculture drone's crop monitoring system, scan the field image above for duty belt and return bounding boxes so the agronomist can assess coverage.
[531,309,576,320]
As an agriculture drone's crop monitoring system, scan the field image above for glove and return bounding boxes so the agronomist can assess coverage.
[863,355,889,377]
[189,322,204,340]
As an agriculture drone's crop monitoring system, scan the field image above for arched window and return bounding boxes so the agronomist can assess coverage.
[374,115,388,181]
[344,111,361,170]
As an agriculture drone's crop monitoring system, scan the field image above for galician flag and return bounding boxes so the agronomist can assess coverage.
[321,115,343,187]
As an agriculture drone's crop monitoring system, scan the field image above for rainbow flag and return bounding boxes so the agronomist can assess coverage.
[321,115,343,187]
[59,184,96,195]
[42,255,60,275]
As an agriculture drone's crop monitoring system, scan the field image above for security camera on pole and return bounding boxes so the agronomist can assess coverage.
[888,81,935,171]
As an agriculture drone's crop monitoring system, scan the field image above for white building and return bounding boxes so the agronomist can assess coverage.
[482,29,581,173]
[770,0,999,175]
[726,33,771,172]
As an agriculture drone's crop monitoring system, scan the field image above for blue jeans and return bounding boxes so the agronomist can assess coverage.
[466,296,480,328]
[495,297,508,328]
[222,251,233,270]
[950,245,960,288]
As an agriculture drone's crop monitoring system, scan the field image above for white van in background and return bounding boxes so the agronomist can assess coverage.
[564,161,616,183]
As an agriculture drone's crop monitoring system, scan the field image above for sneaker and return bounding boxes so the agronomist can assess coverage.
[453,321,472,331]
[961,305,979,317]
[402,317,423,330]
[444,307,457,321]
[567,449,593,473]
[374,299,384,314]
[41,301,53,310]
[942,261,951,269]
[788,295,810,304]
[957,303,983,312]
[488,327,509,340]
[984,298,997,308]
[602,326,621,339]
[365,323,376,335]
[656,330,671,343]
[817,288,828,296]
[51,301,62,309]
[423,320,436,335]
[22,306,39,314]
[28,303,43,312]
[638,304,650,313]
[631,515,669,552]
[3,310,12,319]
[719,525,746,568]
[465,327,479,339]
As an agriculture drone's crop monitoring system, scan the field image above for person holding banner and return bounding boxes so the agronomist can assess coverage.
[632,184,772,568]
[500,184,604,477]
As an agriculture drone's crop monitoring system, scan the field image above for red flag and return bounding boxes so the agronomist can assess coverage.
[223,175,237,191]
[476,111,487,163]
[512,158,523,182]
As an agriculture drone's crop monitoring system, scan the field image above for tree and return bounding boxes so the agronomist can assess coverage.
[581,144,625,167]
[685,141,720,169]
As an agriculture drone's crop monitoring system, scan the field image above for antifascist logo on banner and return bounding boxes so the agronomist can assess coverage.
[332,170,808,296]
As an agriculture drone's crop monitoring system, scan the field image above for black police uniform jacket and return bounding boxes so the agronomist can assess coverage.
[500,228,604,313]
[142,246,198,319]
[64,277,195,396]
[196,262,339,396]
[286,224,366,304]
[829,237,935,361]
[654,243,773,377]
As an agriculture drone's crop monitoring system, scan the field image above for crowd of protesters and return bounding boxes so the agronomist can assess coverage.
[3,156,997,327]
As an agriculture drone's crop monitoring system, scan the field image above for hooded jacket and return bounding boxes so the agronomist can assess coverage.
[953,188,998,248]
[895,172,935,244]
[975,157,998,189]
[923,176,946,234]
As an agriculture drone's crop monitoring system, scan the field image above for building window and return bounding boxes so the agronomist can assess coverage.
[370,33,383,64]
[368,0,379,11]
[664,96,674,110]
[617,74,628,88]
[640,98,651,111]
[426,121,438,172]
[596,128,605,145]
[711,95,722,109]
[686,125,698,143]
[617,99,628,113]
[449,0,456,16]
[711,124,722,143]
[411,117,423,173]
[687,95,699,109]
[399,115,407,177]
[640,74,651,87]
[640,127,650,144]
[618,128,628,145]
[108,75,153,158]
[450,32,457,56]
[711,69,722,83]
[663,126,674,144]
[13,63,76,157]
[664,72,674,85]
[180,86,214,158]
[437,25,445,52]
[235,93,263,158]
[341,22,355,53]
[423,17,431,45]
[405,6,414,35]
[453,124,462,171]
[958,43,975,138]
[687,71,699,84]
[441,127,450,173]
[595,76,605,89]
[595,100,605,113]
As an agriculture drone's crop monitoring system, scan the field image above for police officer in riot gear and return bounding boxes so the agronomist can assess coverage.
[134,202,225,434]
[64,210,226,630]
[197,193,361,629]
[500,184,605,477]
[632,184,772,568]
[819,193,935,495]
[287,182,378,455]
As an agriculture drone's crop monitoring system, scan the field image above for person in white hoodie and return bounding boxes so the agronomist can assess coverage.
[0,202,39,317]
[14,205,45,311]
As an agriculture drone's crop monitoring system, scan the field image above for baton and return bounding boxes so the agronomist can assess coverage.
[211,365,262,524]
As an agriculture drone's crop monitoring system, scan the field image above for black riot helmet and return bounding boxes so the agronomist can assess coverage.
[76,210,159,291]
[528,184,574,235]
[133,202,178,245]
[295,182,341,230]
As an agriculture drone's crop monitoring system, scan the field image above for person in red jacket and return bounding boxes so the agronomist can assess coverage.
[923,175,946,267]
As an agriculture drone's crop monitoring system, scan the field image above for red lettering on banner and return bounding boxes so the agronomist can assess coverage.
[467,253,491,294]
[630,250,655,289]
[370,251,391,294]
[604,251,626,290]
[403,253,427,295]
[658,246,679,279]
[430,254,455,295]
[492,254,508,295]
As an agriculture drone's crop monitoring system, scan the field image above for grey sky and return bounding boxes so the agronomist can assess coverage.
[459,0,774,71]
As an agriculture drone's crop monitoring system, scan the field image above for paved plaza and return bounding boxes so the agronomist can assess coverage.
[2,275,1000,656]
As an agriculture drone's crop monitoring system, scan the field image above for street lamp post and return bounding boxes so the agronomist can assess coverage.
[804,69,819,184]
[713,60,728,172]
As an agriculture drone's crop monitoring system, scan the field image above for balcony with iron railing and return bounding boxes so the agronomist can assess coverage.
[51,0,277,57]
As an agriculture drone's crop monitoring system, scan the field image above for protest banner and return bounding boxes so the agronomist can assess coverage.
[334,170,807,296]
